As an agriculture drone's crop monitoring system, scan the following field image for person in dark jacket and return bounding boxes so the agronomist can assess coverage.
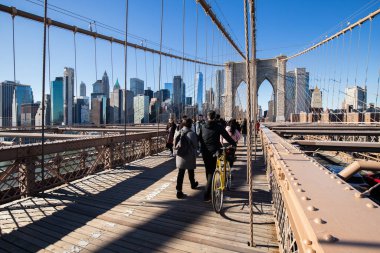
[200,110,237,201]
[165,118,176,156]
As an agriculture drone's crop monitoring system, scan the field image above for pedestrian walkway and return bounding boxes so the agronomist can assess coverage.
[0,143,278,253]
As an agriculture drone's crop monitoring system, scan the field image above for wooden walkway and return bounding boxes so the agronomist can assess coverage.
[0,144,278,253]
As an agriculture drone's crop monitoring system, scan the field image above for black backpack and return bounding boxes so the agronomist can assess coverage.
[175,130,191,157]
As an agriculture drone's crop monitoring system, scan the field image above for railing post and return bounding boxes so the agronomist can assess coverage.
[52,154,63,176]
[80,151,88,171]
[104,144,114,170]
[149,138,154,156]
[18,158,36,198]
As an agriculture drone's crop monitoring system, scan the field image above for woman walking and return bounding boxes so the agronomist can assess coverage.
[166,118,176,156]
[174,118,199,199]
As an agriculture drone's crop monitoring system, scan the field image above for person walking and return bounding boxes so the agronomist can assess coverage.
[200,111,236,202]
[241,118,247,146]
[174,118,199,199]
[165,118,176,156]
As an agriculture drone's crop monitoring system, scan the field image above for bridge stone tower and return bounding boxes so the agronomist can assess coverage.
[224,55,287,121]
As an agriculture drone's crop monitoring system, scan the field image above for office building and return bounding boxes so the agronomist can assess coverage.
[154,89,170,103]
[63,67,74,125]
[51,77,64,125]
[345,86,367,111]
[134,95,149,124]
[80,81,86,97]
[35,94,51,127]
[164,83,173,102]
[91,95,107,125]
[74,96,90,124]
[12,84,34,126]
[195,72,203,113]
[186,97,192,106]
[144,87,154,101]
[102,71,110,98]
[286,68,310,116]
[130,78,144,96]
[215,70,224,110]
[20,103,39,127]
[110,80,123,124]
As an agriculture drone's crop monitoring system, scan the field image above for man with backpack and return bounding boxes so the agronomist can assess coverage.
[199,110,237,202]
[174,118,199,199]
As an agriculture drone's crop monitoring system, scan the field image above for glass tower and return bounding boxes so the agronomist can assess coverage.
[195,72,203,113]
[51,77,64,125]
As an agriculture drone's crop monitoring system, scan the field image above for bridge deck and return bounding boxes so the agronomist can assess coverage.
[0,145,278,253]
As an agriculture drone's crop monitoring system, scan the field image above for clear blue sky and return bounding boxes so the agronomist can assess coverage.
[0,0,379,111]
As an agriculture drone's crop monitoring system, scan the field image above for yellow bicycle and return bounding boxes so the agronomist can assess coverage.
[211,146,235,213]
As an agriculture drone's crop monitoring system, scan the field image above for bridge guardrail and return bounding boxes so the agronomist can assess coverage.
[0,131,166,204]
[260,126,380,253]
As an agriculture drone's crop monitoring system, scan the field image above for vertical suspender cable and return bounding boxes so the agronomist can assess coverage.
[12,14,16,86]
[124,0,129,163]
[181,0,186,118]
[157,0,164,154]
[48,24,51,126]
[364,19,373,89]
[94,35,98,81]
[41,0,48,190]
[244,0,254,247]
[354,25,362,87]
[193,2,198,109]
[111,40,114,86]
[73,31,78,125]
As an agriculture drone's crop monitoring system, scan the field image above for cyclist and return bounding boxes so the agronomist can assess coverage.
[220,119,241,167]
[200,110,236,202]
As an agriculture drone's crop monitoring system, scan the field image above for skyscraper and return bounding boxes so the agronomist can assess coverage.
[134,95,149,123]
[102,71,110,98]
[130,78,144,96]
[0,81,33,127]
[173,76,184,118]
[12,84,34,126]
[164,83,173,102]
[93,80,103,94]
[110,79,123,124]
[51,77,64,125]
[345,86,367,111]
[144,87,154,101]
[286,68,310,116]
[74,97,90,124]
[20,103,39,127]
[80,81,86,97]
[35,94,51,127]
[215,70,224,110]
[63,67,74,125]
[154,89,170,103]
[195,72,203,113]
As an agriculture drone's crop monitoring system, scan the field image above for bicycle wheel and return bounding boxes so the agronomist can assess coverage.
[211,170,223,213]
[226,161,232,191]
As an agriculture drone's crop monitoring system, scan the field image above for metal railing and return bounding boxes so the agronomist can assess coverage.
[0,131,166,204]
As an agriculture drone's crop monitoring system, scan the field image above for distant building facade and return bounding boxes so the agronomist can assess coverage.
[195,72,203,113]
[134,95,149,124]
[50,77,64,125]
[35,94,51,127]
[310,86,323,112]
[63,67,74,125]
[20,103,39,127]
[215,70,224,112]
[130,78,144,97]
[345,86,367,111]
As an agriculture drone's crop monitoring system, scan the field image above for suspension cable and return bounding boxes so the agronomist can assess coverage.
[73,30,78,124]
[354,25,362,86]
[181,0,186,118]
[364,18,373,88]
[11,13,16,85]
[124,0,128,163]
[41,0,48,190]
[156,0,164,154]
[244,0,254,247]
[193,2,198,108]
[94,35,98,80]
[110,40,114,86]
